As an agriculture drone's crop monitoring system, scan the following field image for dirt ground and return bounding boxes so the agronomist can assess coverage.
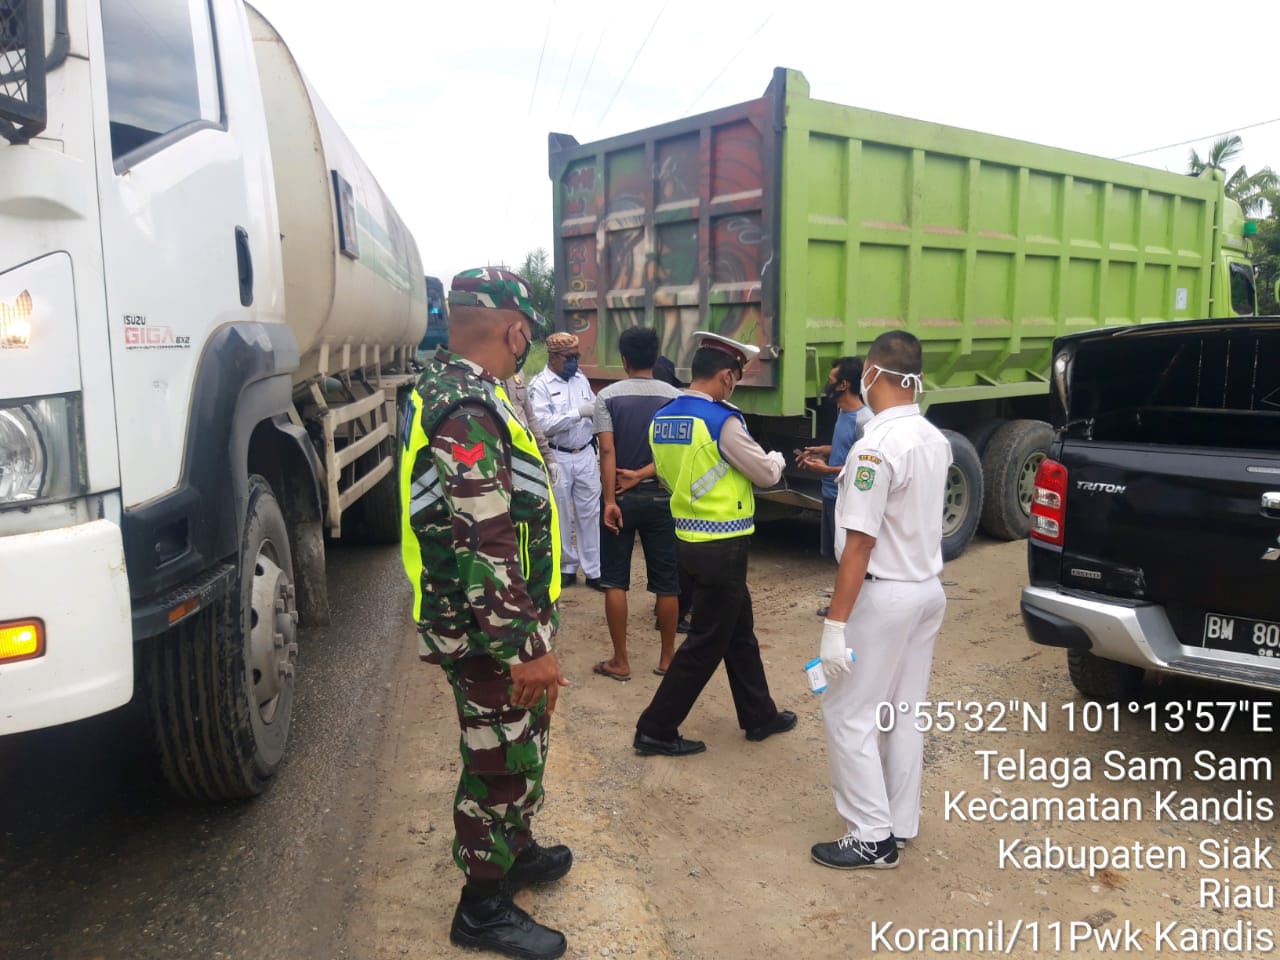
[350,529,1280,959]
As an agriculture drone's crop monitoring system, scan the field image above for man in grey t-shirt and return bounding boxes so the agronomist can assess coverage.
[590,327,682,680]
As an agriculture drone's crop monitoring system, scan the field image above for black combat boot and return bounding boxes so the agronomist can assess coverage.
[506,840,574,889]
[450,880,566,960]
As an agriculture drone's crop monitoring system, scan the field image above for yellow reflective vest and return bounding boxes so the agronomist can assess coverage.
[649,394,755,542]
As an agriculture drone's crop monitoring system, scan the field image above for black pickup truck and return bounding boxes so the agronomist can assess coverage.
[1021,318,1280,699]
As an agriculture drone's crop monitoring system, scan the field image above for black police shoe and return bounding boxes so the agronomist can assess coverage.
[745,709,797,742]
[633,732,707,756]
[450,892,566,960]
[810,833,900,870]
[507,839,574,888]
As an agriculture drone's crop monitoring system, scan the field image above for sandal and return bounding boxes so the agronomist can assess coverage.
[592,660,631,682]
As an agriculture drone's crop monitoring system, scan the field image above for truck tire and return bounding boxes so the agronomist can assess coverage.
[356,437,402,544]
[940,430,983,562]
[979,419,1053,541]
[962,417,1006,458]
[1067,649,1143,702]
[143,475,299,801]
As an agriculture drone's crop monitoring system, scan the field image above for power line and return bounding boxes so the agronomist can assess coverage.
[1115,116,1280,160]
[527,0,556,118]
[555,27,583,114]
[594,3,667,135]
[569,20,607,131]
[681,11,775,118]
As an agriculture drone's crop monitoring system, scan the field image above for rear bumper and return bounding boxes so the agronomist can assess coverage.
[0,520,134,734]
[1021,586,1280,693]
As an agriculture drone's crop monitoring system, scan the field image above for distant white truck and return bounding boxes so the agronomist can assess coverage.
[0,0,425,800]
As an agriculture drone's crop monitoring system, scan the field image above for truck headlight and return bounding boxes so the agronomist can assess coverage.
[0,395,85,505]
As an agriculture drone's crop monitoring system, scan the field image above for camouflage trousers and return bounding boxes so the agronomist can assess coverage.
[443,655,550,880]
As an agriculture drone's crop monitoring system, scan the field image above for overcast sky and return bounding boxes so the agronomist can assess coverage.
[250,0,1280,286]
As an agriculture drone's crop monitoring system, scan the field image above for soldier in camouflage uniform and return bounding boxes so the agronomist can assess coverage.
[400,267,571,960]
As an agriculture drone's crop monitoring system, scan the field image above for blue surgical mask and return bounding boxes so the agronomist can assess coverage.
[558,358,579,380]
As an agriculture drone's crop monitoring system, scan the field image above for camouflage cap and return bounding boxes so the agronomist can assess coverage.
[448,267,550,340]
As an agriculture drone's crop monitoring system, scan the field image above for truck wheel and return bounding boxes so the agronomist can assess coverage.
[144,475,298,801]
[356,437,402,544]
[940,430,983,562]
[1067,649,1143,702]
[979,419,1053,541]
[962,417,1006,458]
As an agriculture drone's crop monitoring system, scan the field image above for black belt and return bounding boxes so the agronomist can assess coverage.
[865,573,882,581]
[551,440,596,454]
[623,481,665,496]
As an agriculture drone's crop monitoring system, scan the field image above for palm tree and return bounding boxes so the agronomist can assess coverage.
[1188,135,1278,216]
[1225,167,1280,217]
[1188,135,1242,176]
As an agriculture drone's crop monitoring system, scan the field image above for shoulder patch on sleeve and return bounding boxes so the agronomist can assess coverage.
[452,442,486,467]
[857,453,882,465]
[854,465,876,491]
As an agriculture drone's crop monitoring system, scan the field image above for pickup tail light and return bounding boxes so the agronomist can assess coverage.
[1029,458,1067,546]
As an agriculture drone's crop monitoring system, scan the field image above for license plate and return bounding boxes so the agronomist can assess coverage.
[1203,613,1280,658]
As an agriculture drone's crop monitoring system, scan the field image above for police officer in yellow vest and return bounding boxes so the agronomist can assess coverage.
[633,332,798,756]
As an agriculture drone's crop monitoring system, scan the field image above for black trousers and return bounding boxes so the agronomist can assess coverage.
[636,535,780,740]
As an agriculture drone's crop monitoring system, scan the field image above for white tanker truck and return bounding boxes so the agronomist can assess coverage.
[0,0,424,800]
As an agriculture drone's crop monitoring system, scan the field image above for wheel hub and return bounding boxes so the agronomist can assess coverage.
[1018,452,1047,516]
[942,463,969,537]
[249,550,298,725]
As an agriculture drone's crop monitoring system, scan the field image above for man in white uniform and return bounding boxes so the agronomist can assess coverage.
[811,330,951,870]
[531,333,603,588]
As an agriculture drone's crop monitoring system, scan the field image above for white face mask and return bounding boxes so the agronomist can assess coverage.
[860,365,923,412]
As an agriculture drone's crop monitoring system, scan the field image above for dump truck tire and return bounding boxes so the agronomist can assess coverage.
[962,417,1006,458]
[940,430,983,562]
[980,419,1053,541]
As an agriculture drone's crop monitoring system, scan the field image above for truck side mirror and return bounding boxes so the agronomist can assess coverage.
[0,0,47,143]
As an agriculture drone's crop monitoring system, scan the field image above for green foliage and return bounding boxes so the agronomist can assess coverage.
[1253,194,1280,315]
[1187,135,1278,217]
[518,248,555,319]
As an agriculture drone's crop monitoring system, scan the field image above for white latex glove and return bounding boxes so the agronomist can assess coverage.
[820,619,853,676]
[548,461,562,486]
[766,450,786,474]
[577,402,595,419]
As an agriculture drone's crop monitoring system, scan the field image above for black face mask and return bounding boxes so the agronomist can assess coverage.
[511,327,531,372]
[823,382,847,401]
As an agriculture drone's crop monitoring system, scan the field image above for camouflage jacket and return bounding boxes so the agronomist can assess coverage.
[400,348,560,666]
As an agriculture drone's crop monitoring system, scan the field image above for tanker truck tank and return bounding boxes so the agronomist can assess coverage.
[248,4,425,384]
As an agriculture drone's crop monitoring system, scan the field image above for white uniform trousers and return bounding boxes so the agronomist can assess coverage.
[554,446,601,579]
[822,576,946,842]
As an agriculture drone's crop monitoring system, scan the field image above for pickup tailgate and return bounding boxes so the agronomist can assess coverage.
[1054,319,1280,658]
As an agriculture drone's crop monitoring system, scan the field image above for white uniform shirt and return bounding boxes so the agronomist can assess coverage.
[529,368,597,452]
[833,404,951,581]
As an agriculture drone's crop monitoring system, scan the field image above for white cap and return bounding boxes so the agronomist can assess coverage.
[690,331,761,368]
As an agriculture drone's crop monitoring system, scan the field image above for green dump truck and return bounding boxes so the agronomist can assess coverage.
[547,68,1256,559]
